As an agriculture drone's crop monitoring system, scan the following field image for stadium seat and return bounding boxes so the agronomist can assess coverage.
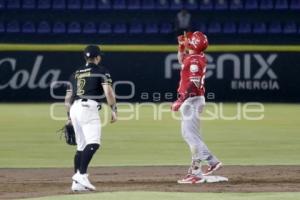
[290,0,300,9]
[129,21,143,34]
[83,22,97,34]
[98,22,112,34]
[113,0,126,9]
[199,0,213,10]
[283,21,297,33]
[98,0,111,9]
[22,21,36,33]
[113,23,127,34]
[223,21,236,33]
[156,0,169,10]
[83,0,96,9]
[6,0,21,9]
[268,22,282,34]
[6,21,20,33]
[260,0,273,10]
[0,21,4,33]
[128,0,140,9]
[185,0,198,10]
[207,21,221,33]
[141,0,155,9]
[215,0,228,10]
[230,0,243,10]
[238,22,251,34]
[0,0,4,9]
[145,22,159,34]
[23,0,36,9]
[52,0,66,9]
[53,21,66,33]
[253,22,267,34]
[160,22,172,34]
[37,21,51,33]
[68,21,81,33]
[268,21,282,33]
[37,0,51,9]
[170,0,184,10]
[275,0,288,9]
[67,0,81,9]
[196,22,207,32]
[245,0,258,9]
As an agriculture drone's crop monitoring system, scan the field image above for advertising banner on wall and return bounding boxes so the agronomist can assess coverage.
[0,51,299,102]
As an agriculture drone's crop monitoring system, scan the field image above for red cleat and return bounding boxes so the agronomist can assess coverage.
[203,162,223,176]
[177,174,205,184]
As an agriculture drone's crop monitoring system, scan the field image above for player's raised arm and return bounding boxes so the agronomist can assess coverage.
[177,32,193,64]
[177,34,186,64]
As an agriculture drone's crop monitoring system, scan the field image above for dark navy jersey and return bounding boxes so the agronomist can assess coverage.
[67,63,112,102]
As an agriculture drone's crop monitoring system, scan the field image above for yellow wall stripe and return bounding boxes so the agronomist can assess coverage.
[0,44,300,52]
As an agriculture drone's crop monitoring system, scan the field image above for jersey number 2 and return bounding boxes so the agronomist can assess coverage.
[77,78,86,95]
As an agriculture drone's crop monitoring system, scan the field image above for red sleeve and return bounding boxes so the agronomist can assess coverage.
[178,53,188,64]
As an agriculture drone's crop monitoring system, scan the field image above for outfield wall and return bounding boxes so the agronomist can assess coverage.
[0,44,299,102]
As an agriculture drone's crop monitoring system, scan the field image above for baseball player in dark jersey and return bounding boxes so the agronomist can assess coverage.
[64,45,117,191]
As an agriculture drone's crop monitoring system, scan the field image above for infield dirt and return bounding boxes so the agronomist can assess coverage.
[0,166,300,199]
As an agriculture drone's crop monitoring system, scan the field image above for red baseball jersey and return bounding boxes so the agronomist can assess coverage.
[177,53,207,97]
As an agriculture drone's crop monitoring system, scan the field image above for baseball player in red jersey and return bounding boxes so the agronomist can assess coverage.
[172,31,222,184]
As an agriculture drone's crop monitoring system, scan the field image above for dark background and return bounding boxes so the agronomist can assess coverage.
[0,51,299,102]
[1,0,300,102]
[0,0,300,44]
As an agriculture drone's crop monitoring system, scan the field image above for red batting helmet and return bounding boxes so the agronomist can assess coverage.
[185,31,208,52]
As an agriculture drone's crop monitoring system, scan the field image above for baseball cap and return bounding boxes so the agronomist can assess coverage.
[84,45,102,58]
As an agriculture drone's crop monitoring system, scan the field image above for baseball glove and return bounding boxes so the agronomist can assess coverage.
[58,124,77,145]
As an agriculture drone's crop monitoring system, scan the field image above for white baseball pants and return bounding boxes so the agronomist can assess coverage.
[179,96,219,165]
[70,99,101,151]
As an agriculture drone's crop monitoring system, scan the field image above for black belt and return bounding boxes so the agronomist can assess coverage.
[80,98,102,110]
